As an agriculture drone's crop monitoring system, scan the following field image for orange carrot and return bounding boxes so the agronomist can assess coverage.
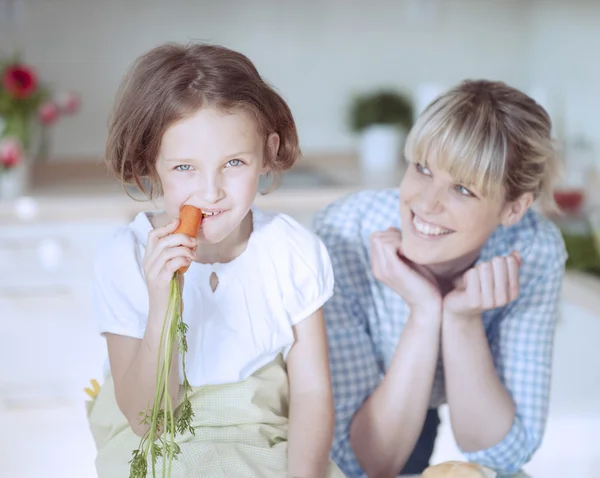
[173,205,203,274]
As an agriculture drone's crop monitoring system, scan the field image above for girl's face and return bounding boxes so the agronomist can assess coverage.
[156,107,277,245]
[399,160,530,271]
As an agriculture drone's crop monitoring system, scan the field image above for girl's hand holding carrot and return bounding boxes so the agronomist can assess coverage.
[129,205,203,478]
[142,218,197,315]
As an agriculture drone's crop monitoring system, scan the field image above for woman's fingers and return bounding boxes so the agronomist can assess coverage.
[491,256,509,306]
[464,268,482,309]
[478,254,520,309]
[507,253,520,302]
[477,262,495,309]
[370,232,403,282]
[371,230,423,284]
[446,252,522,316]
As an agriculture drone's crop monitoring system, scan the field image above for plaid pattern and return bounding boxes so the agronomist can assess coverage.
[87,354,346,477]
[313,188,567,477]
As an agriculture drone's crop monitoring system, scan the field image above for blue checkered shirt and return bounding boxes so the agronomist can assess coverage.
[313,188,567,477]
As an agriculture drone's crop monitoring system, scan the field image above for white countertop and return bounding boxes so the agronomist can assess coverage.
[0,154,382,223]
[2,156,600,318]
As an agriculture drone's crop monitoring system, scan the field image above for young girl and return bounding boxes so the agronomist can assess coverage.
[314,80,567,477]
[86,42,345,478]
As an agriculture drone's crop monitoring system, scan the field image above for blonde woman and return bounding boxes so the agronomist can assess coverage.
[314,80,567,477]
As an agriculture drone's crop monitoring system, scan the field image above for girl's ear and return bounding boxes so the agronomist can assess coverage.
[262,132,280,174]
[500,192,534,227]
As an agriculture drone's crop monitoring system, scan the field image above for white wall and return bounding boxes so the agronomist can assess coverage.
[2,0,598,162]
[525,0,600,164]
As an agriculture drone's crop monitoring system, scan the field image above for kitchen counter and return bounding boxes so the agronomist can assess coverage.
[0,153,394,223]
[2,155,600,315]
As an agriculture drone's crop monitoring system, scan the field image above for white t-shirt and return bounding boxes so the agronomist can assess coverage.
[91,206,334,387]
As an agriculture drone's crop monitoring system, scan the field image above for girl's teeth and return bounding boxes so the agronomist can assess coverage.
[413,215,452,236]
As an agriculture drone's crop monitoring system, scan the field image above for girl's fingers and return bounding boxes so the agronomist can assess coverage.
[147,218,179,246]
[477,262,495,309]
[148,246,195,279]
[146,232,196,266]
[159,256,193,282]
[159,233,197,250]
[145,219,179,263]
[157,245,196,266]
[507,254,520,302]
[491,257,509,306]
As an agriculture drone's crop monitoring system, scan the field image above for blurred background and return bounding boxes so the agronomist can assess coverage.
[0,1,599,477]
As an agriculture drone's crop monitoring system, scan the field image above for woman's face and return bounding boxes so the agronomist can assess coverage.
[399,160,529,269]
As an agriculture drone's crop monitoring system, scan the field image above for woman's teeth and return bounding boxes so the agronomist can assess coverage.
[412,214,453,236]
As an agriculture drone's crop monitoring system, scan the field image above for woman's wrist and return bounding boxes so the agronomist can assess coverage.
[443,309,482,327]
[409,301,443,328]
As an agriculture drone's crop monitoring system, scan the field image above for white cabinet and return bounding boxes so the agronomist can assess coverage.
[0,218,130,478]
[0,219,127,401]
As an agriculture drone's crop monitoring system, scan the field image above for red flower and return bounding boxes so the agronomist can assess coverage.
[2,64,38,99]
[39,102,60,125]
[0,138,22,168]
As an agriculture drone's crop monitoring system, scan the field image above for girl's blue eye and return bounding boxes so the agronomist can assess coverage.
[175,164,192,171]
[227,159,242,167]
[415,162,432,176]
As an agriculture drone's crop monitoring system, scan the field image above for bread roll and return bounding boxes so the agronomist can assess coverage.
[422,461,497,478]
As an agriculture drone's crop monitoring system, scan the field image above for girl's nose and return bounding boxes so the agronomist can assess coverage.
[201,174,225,204]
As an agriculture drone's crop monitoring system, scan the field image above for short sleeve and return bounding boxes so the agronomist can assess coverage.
[275,214,335,326]
[91,228,149,339]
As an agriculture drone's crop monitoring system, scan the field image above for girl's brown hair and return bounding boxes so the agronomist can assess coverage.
[105,42,300,198]
[404,79,561,213]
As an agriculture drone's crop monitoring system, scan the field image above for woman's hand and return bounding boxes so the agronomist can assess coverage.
[370,227,442,316]
[142,218,197,316]
[443,251,522,321]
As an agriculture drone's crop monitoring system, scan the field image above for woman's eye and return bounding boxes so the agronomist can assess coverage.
[456,185,474,197]
[175,164,192,171]
[226,159,243,167]
[415,162,432,176]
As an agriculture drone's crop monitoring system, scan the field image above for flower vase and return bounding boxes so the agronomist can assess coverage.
[0,161,30,201]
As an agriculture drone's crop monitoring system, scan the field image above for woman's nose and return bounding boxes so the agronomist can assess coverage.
[420,184,444,214]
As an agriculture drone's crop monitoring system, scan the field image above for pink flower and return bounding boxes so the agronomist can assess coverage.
[2,64,38,99]
[0,138,22,168]
[56,91,80,114]
[39,102,60,125]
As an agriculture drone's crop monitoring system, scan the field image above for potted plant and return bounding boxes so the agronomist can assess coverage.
[0,54,80,200]
[349,89,413,179]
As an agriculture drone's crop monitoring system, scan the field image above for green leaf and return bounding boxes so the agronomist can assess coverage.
[349,89,413,133]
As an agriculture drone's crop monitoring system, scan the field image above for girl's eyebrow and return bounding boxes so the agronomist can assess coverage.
[224,151,254,159]
[163,151,255,162]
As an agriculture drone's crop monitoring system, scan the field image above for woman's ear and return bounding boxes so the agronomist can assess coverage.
[501,192,534,227]
[262,132,280,174]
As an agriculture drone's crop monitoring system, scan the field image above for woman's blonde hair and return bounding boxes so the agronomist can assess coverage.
[404,79,561,212]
